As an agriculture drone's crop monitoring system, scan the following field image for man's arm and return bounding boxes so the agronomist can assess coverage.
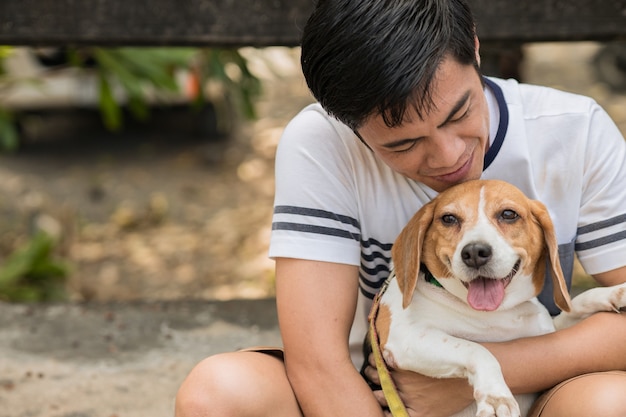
[275,258,385,417]
[593,265,626,287]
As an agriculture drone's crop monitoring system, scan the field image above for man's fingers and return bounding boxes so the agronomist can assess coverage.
[373,389,389,407]
[363,364,381,385]
[368,352,376,367]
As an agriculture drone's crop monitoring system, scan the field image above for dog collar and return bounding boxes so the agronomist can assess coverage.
[421,264,443,288]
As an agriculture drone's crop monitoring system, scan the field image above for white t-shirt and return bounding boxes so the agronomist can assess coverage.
[269,77,626,366]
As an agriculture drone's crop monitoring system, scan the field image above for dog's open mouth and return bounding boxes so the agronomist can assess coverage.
[464,260,520,311]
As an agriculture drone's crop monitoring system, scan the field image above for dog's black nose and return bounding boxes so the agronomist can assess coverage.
[461,242,492,268]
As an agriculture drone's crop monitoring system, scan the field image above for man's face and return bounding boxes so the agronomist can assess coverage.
[357,57,490,192]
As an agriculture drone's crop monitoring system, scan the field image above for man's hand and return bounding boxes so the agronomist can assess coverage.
[363,354,474,417]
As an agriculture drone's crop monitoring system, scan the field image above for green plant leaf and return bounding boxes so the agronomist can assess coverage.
[98,72,123,131]
[0,286,40,302]
[65,46,260,132]
[115,48,189,91]
[127,95,149,122]
[0,46,12,76]
[0,109,19,151]
[0,233,46,285]
[94,48,145,99]
[0,232,68,302]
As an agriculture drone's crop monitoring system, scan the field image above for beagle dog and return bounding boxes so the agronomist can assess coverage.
[374,179,626,417]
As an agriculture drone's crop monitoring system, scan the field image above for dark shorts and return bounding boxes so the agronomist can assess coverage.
[238,346,285,360]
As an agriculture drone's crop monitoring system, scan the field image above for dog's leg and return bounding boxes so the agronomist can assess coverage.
[553,282,626,330]
[386,329,520,417]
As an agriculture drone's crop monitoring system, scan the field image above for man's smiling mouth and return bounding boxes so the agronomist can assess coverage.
[432,155,473,184]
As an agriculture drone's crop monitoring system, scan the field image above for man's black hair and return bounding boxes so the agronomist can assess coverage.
[301,0,479,130]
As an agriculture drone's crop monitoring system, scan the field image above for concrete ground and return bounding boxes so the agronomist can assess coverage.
[0,299,281,417]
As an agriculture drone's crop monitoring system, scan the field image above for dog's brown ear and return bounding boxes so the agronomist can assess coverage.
[392,203,434,309]
[531,200,572,312]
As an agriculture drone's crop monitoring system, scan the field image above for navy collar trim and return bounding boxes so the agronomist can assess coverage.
[482,77,509,170]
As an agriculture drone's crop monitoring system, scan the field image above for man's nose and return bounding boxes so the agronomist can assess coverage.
[425,134,464,169]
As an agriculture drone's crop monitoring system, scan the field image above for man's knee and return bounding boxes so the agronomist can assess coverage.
[539,371,626,417]
[175,353,243,417]
[175,351,299,417]
[577,372,626,417]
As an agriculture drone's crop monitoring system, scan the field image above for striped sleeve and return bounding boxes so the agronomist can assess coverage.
[575,103,626,275]
[270,205,362,265]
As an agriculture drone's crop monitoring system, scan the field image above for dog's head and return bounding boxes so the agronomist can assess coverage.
[392,179,571,312]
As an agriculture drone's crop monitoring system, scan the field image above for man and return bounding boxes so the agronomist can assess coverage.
[176,1,626,416]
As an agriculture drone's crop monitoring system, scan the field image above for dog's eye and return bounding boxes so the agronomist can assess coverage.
[500,209,519,222]
[441,214,459,225]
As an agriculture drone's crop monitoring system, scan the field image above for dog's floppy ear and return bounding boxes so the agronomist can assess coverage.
[392,203,435,309]
[531,200,572,312]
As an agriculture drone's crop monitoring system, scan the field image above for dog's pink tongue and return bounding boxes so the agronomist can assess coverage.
[467,278,505,311]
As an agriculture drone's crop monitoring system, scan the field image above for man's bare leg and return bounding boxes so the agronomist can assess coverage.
[530,371,626,417]
[175,351,302,417]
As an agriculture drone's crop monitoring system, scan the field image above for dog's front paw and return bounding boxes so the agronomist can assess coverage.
[603,282,626,312]
[555,282,626,329]
[475,387,520,417]
[575,282,626,313]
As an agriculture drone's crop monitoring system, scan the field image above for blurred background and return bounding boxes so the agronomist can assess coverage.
[0,42,625,303]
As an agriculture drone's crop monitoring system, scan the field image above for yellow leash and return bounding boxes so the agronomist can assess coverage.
[368,278,410,417]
